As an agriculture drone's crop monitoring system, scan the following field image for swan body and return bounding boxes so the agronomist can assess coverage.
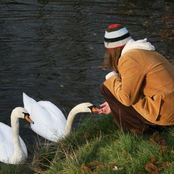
[0,107,33,164]
[23,93,95,142]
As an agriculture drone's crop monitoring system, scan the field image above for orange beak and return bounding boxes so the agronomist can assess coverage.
[25,114,34,124]
[89,105,100,114]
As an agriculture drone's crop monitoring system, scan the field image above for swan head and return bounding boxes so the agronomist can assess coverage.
[64,102,99,136]
[23,112,34,124]
[70,102,99,114]
[11,107,34,124]
[88,105,100,114]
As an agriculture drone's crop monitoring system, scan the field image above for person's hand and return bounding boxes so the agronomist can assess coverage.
[105,71,118,80]
[99,102,111,114]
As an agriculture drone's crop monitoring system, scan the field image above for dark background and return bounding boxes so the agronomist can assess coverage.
[0,0,174,144]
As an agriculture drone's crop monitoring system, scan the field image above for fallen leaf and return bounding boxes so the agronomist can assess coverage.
[145,162,159,174]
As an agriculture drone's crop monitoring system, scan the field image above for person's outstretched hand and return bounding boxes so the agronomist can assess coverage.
[99,102,111,114]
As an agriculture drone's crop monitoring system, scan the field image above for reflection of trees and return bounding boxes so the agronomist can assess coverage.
[37,0,50,5]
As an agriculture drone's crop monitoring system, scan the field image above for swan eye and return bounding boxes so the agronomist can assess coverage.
[22,112,30,118]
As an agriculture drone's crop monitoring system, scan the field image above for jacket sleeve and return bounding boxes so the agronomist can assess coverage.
[103,56,145,106]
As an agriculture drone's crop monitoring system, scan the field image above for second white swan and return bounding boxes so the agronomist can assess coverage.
[23,93,98,142]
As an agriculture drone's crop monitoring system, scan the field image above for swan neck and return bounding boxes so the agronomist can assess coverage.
[11,115,22,151]
[64,108,79,136]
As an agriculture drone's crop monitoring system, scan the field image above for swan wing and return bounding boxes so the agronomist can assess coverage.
[38,101,66,125]
[0,122,27,163]
[30,102,66,142]
[23,93,67,142]
[23,92,37,113]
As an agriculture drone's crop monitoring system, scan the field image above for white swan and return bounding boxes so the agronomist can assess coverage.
[23,93,98,142]
[0,107,34,164]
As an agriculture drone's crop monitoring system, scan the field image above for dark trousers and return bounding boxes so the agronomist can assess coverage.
[100,84,155,133]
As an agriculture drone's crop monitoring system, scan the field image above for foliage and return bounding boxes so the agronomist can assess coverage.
[34,115,174,174]
[0,163,34,174]
[1,115,174,174]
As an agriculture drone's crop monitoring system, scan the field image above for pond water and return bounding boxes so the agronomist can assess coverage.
[0,0,174,145]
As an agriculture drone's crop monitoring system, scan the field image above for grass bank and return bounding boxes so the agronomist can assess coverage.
[1,115,174,174]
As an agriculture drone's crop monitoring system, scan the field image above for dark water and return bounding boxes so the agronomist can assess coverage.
[0,0,174,144]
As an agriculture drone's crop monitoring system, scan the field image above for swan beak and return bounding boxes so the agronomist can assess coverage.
[88,105,100,114]
[25,115,34,124]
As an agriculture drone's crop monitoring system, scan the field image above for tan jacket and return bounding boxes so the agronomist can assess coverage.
[104,49,174,125]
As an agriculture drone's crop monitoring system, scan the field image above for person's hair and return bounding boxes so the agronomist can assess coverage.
[104,47,123,72]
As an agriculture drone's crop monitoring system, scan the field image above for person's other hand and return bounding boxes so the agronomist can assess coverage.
[99,102,111,114]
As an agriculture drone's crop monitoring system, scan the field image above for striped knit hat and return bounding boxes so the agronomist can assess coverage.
[104,24,132,49]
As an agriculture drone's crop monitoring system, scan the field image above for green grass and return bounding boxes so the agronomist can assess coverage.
[0,163,34,174]
[1,115,174,174]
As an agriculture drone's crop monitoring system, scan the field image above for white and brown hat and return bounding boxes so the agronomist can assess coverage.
[104,24,132,49]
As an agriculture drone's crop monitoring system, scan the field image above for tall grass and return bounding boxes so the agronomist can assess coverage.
[1,115,174,174]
